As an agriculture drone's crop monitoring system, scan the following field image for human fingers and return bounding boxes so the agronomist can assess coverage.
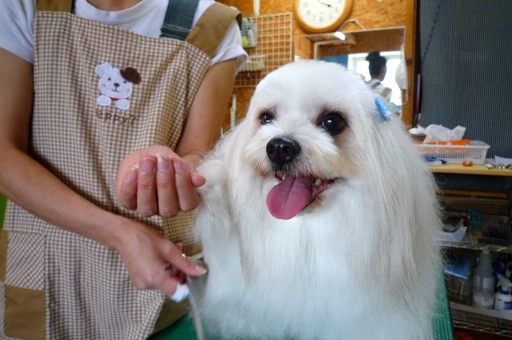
[164,243,183,277]
[156,154,180,217]
[164,242,206,277]
[172,159,201,211]
[170,243,187,283]
[164,264,187,285]
[137,154,158,217]
[117,149,144,210]
[188,163,206,187]
[117,167,138,209]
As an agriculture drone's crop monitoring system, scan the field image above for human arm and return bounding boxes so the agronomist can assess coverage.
[116,58,237,216]
[0,48,205,296]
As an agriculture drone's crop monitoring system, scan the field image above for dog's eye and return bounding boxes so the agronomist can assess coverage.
[321,112,346,135]
[259,111,274,125]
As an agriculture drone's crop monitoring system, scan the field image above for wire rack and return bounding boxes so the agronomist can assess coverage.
[450,302,512,337]
[235,13,293,88]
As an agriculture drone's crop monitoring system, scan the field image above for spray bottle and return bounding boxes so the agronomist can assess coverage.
[472,248,495,309]
[493,270,512,310]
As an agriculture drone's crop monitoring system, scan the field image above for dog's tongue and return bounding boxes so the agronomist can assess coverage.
[266,176,313,220]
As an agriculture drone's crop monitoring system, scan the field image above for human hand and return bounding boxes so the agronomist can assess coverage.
[117,146,206,217]
[115,219,206,298]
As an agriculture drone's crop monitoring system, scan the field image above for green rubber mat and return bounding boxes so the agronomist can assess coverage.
[0,195,6,230]
[149,315,197,340]
[433,270,455,340]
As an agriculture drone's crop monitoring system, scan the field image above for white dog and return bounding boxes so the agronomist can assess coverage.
[195,60,442,340]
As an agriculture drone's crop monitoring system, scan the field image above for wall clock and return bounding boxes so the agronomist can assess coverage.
[293,0,353,33]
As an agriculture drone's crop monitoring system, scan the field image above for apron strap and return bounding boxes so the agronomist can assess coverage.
[160,0,200,40]
[37,0,74,12]
[186,3,242,58]
[371,81,382,89]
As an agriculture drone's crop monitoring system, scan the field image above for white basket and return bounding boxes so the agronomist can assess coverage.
[240,55,266,72]
[414,141,490,164]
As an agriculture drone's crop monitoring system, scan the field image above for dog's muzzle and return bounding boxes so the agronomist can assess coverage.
[266,137,301,169]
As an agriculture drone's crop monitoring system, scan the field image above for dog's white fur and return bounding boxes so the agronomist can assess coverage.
[195,60,442,340]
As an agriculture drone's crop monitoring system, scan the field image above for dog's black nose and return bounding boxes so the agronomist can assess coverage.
[266,137,301,168]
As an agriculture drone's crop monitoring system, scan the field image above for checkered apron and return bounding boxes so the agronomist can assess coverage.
[0,3,239,339]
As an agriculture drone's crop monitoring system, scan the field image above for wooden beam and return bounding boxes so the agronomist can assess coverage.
[438,189,508,199]
[403,0,418,128]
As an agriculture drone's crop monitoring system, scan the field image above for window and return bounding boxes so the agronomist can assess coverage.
[348,51,402,106]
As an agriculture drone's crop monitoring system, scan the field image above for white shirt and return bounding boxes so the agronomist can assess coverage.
[0,0,247,71]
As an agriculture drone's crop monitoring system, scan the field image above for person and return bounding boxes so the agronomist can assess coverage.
[365,51,395,110]
[0,0,247,338]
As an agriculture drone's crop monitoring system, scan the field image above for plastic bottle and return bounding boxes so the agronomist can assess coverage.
[493,270,512,310]
[472,248,495,309]
[505,260,512,278]
[468,210,483,238]
[247,28,256,47]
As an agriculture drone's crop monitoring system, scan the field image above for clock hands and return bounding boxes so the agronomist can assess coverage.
[316,0,333,8]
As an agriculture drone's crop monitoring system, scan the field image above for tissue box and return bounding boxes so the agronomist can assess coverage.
[414,140,490,164]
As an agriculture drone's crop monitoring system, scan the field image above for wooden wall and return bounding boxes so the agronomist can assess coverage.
[219,0,406,34]
[37,0,414,129]
[219,0,413,130]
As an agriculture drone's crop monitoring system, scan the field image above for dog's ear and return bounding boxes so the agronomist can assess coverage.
[95,63,113,76]
[120,67,142,85]
[359,120,441,297]
[195,126,243,246]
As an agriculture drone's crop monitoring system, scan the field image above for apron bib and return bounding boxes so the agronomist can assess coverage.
[0,1,240,339]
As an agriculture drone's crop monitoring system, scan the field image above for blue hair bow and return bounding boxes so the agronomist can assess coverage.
[374,96,390,122]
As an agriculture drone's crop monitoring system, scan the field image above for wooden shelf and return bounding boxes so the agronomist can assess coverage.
[436,163,512,337]
[429,164,512,176]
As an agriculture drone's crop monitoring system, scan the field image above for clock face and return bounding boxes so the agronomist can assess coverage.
[295,0,352,33]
